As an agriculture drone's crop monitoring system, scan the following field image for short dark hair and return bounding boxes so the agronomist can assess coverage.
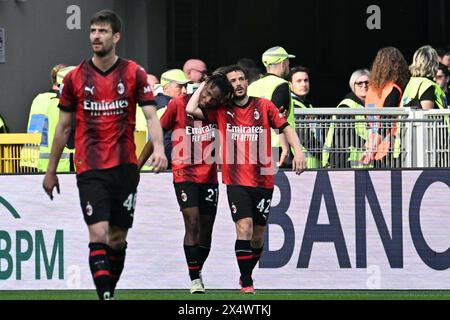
[438,63,450,78]
[90,10,122,34]
[288,66,310,82]
[237,58,257,70]
[222,64,248,80]
[206,73,233,100]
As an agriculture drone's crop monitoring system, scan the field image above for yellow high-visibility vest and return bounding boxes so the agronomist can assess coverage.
[248,75,294,147]
[27,92,71,172]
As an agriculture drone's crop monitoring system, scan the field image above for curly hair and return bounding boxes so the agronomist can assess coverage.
[206,73,234,101]
[369,47,410,97]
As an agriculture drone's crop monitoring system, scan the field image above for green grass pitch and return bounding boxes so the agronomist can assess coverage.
[0,290,450,300]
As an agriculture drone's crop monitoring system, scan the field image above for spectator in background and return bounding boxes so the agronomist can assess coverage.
[362,47,410,167]
[288,66,320,168]
[237,58,262,84]
[26,64,72,172]
[289,66,313,109]
[366,47,410,109]
[28,64,67,131]
[147,73,159,90]
[402,45,446,110]
[146,73,163,95]
[248,46,296,167]
[137,69,191,170]
[183,59,208,93]
[439,50,450,72]
[157,69,190,106]
[323,69,371,168]
[343,69,370,107]
[435,63,450,106]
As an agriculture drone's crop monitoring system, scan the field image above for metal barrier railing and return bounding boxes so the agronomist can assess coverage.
[294,108,450,169]
[0,133,41,173]
[0,131,147,174]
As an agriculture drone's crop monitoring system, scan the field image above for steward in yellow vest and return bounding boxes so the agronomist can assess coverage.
[402,77,447,110]
[27,66,75,172]
[322,93,372,168]
[248,46,297,167]
[291,94,321,168]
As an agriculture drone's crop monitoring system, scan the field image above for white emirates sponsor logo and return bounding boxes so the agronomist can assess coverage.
[185,123,217,142]
[185,123,217,135]
[226,124,264,142]
[83,99,129,116]
[226,124,263,134]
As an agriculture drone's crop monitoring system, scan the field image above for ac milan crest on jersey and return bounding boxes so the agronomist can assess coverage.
[254,109,260,120]
[160,95,218,184]
[58,58,155,174]
[206,97,288,189]
[117,81,125,95]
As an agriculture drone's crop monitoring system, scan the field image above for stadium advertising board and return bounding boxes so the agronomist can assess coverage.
[0,170,449,290]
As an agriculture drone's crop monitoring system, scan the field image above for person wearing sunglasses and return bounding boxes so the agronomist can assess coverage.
[323,69,373,168]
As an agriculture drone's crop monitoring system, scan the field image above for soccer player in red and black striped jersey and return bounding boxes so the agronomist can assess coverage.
[138,75,233,294]
[186,66,306,294]
[43,10,167,300]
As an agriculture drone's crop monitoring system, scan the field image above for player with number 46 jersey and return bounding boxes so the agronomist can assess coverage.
[43,10,167,300]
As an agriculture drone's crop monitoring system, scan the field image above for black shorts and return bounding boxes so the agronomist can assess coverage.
[173,182,219,216]
[226,185,274,226]
[76,164,139,229]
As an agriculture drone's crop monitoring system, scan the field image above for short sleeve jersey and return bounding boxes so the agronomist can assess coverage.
[59,58,155,174]
[160,95,218,184]
[207,97,288,189]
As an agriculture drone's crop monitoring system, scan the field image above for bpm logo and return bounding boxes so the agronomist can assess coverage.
[0,196,64,281]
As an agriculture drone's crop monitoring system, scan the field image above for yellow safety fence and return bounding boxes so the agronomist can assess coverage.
[0,131,148,174]
[0,133,41,173]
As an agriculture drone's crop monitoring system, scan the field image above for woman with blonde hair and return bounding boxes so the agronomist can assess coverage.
[402,45,447,110]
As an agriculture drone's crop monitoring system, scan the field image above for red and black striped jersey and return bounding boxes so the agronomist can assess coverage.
[207,97,288,189]
[160,95,218,184]
[59,58,155,174]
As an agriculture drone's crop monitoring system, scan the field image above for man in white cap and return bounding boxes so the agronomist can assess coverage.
[158,68,191,105]
[248,46,297,167]
[138,69,192,170]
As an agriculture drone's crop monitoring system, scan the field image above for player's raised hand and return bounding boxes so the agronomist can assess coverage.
[43,172,60,200]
